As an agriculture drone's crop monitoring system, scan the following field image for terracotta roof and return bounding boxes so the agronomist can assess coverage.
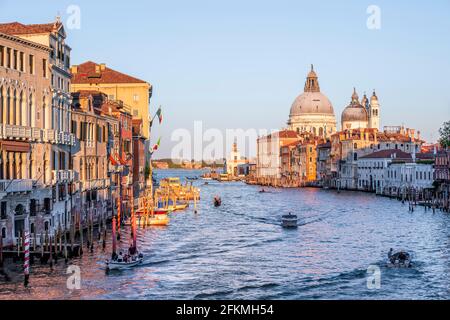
[72,61,147,84]
[0,21,61,35]
[360,149,412,160]
[416,153,435,160]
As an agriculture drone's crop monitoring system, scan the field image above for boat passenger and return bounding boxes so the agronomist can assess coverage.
[388,248,393,260]
[129,244,136,256]
[117,252,124,262]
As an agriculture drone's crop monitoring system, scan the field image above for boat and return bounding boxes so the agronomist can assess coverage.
[214,196,222,207]
[282,213,298,228]
[136,214,170,226]
[106,253,144,270]
[186,176,199,181]
[106,216,144,270]
[387,250,412,268]
[174,202,189,211]
[218,174,229,182]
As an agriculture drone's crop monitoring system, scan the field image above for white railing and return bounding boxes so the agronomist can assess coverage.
[0,179,34,193]
[52,170,76,184]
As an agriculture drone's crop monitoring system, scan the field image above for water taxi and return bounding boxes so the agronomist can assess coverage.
[282,213,298,228]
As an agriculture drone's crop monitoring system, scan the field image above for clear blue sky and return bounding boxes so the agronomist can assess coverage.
[2,0,449,158]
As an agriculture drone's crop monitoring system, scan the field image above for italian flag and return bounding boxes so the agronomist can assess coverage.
[156,106,163,124]
[152,137,161,152]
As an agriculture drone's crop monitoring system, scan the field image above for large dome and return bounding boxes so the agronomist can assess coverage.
[290,91,335,116]
[287,65,337,138]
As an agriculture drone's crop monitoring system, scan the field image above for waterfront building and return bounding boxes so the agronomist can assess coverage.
[280,141,299,187]
[0,20,76,246]
[237,163,255,177]
[434,150,450,210]
[384,160,434,197]
[256,130,299,185]
[316,141,332,187]
[70,91,115,227]
[357,149,412,193]
[287,65,336,138]
[132,119,146,206]
[225,141,248,177]
[70,61,152,141]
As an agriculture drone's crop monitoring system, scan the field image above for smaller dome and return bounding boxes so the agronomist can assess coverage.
[342,88,368,122]
[342,105,368,122]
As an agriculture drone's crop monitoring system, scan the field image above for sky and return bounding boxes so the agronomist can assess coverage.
[1,0,449,159]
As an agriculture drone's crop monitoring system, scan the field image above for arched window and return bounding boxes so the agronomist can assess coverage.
[6,88,11,125]
[28,93,32,127]
[19,91,24,126]
[13,89,17,125]
[44,221,49,231]
[42,96,46,129]
[354,143,358,149]
[353,153,358,161]
[319,127,324,136]
[1,227,6,239]
[30,223,35,234]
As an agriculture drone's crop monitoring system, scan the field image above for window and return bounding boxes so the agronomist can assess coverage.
[133,109,139,117]
[43,58,48,78]
[6,48,11,68]
[0,46,4,67]
[133,94,139,102]
[29,54,34,74]
[13,49,17,69]
[1,201,7,219]
[19,52,24,71]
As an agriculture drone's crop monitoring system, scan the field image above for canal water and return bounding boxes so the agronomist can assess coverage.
[1,169,450,300]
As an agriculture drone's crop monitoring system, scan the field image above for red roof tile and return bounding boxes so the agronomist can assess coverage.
[72,61,146,84]
[0,21,61,35]
[360,149,412,160]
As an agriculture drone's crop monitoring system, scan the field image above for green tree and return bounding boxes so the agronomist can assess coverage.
[439,120,450,148]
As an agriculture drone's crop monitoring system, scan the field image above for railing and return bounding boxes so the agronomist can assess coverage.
[0,179,34,193]
[51,170,76,184]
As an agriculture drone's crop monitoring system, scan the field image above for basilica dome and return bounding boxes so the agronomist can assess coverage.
[289,91,335,116]
[287,65,337,138]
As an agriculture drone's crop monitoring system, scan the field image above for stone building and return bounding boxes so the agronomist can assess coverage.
[0,20,75,246]
[287,65,337,138]
[132,119,146,206]
[70,91,114,228]
[256,130,299,185]
[225,141,248,177]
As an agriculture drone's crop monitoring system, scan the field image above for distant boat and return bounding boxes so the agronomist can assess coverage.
[186,176,199,181]
[282,213,298,228]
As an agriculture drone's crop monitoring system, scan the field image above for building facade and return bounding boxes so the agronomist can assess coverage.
[0,20,76,246]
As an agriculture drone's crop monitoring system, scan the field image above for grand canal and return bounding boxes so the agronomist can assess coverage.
[1,169,450,300]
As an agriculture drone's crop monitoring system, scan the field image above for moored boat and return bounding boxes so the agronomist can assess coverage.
[106,253,143,270]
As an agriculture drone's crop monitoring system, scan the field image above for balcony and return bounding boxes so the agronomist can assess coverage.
[0,179,34,193]
[0,124,44,142]
[52,170,75,184]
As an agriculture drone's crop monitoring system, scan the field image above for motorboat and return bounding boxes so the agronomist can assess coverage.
[282,213,298,228]
[106,252,144,270]
[137,214,170,226]
[387,250,412,268]
[186,176,199,181]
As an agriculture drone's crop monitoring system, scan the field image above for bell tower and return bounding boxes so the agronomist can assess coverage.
[369,90,380,130]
